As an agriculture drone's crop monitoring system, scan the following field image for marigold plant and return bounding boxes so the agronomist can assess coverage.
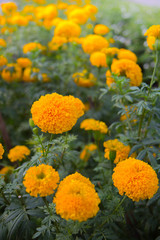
[8,145,31,162]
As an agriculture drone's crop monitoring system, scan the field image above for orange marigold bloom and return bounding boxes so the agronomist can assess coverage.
[48,36,67,51]
[8,145,30,162]
[9,14,29,26]
[0,39,6,48]
[54,20,81,39]
[0,166,13,175]
[54,172,100,222]
[72,69,97,87]
[102,47,119,56]
[23,42,46,54]
[0,143,4,159]
[1,64,22,83]
[80,143,97,161]
[104,139,131,164]
[17,58,32,68]
[31,93,84,134]
[94,24,110,35]
[117,49,137,63]
[112,158,159,201]
[1,2,17,15]
[144,25,160,38]
[0,55,7,66]
[23,164,59,197]
[68,8,89,25]
[23,67,39,82]
[146,36,156,50]
[82,34,109,54]
[90,51,107,67]
[80,118,108,134]
[111,59,143,86]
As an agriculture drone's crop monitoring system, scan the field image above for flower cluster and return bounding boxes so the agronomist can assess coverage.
[23,164,60,197]
[112,158,159,201]
[8,145,31,162]
[54,172,100,222]
[31,93,85,134]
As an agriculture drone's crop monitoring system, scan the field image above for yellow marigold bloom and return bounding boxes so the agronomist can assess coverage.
[0,55,7,66]
[68,8,89,25]
[23,67,39,82]
[8,145,30,162]
[82,34,109,54]
[54,20,81,39]
[146,36,156,50]
[90,51,107,67]
[54,172,100,222]
[1,2,17,15]
[48,36,67,51]
[9,14,29,26]
[111,59,143,86]
[0,39,6,48]
[84,4,98,19]
[31,93,84,134]
[94,24,110,35]
[144,25,160,38]
[33,0,46,4]
[17,58,32,68]
[117,49,137,63]
[112,158,159,201]
[104,139,131,164]
[57,2,68,10]
[0,143,4,159]
[35,4,57,20]
[22,5,35,14]
[72,69,97,87]
[23,42,46,54]
[80,143,97,161]
[1,64,22,83]
[51,17,63,26]
[80,119,108,134]
[101,47,119,56]
[0,166,13,175]
[23,164,59,197]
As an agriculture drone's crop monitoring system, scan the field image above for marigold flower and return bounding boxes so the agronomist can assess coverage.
[0,39,6,48]
[23,164,59,197]
[0,55,7,66]
[68,8,89,25]
[72,69,97,87]
[110,59,143,86]
[1,64,22,83]
[8,145,30,162]
[112,158,159,201]
[101,47,119,56]
[31,93,84,134]
[54,172,100,222]
[23,42,46,54]
[54,20,81,39]
[104,139,131,164]
[144,25,160,38]
[1,2,17,15]
[80,118,108,134]
[80,143,97,161]
[33,0,46,4]
[94,24,110,35]
[17,58,32,68]
[90,51,107,67]
[9,14,29,26]
[23,67,39,82]
[146,36,156,50]
[117,49,137,63]
[82,34,109,54]
[0,166,13,175]
[48,36,67,51]
[0,143,4,159]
